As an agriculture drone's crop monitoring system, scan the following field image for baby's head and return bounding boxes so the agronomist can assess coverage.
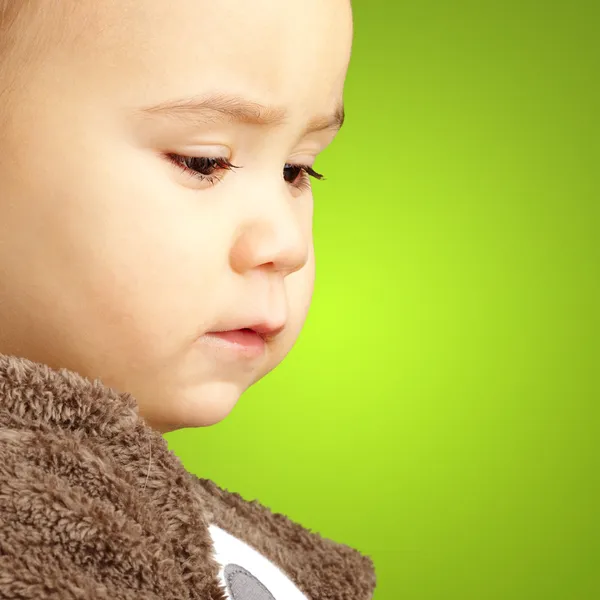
[0,0,352,432]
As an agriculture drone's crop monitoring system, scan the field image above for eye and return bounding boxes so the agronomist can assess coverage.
[165,153,240,185]
[283,164,325,192]
[164,153,325,192]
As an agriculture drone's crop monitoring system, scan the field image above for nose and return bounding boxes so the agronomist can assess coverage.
[229,190,310,276]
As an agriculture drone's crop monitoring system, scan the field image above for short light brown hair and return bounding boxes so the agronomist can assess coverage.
[0,0,25,114]
[0,0,64,118]
[0,0,29,51]
[1,0,82,75]
[0,0,36,76]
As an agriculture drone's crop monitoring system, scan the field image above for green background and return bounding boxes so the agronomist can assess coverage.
[165,1,599,598]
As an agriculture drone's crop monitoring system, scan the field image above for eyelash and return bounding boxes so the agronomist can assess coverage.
[164,153,325,192]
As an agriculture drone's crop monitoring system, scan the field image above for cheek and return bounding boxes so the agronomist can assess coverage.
[15,141,231,361]
[283,242,316,346]
[75,211,229,361]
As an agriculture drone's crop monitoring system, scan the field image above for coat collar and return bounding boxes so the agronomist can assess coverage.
[0,353,376,599]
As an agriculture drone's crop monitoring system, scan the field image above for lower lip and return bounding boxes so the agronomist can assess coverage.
[202,329,266,358]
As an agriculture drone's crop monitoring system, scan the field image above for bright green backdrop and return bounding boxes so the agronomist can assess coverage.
[165,1,599,598]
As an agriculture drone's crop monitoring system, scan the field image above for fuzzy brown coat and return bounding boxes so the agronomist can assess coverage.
[0,353,376,599]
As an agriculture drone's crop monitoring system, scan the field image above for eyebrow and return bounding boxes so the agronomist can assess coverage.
[136,92,345,134]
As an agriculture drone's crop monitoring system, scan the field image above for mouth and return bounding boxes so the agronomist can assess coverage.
[201,322,285,358]
[242,323,286,341]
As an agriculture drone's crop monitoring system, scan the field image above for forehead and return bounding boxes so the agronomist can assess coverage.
[61,0,353,118]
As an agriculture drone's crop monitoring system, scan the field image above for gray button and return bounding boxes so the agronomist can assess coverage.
[224,563,277,600]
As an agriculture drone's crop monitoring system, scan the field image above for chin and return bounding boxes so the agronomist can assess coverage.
[142,380,244,434]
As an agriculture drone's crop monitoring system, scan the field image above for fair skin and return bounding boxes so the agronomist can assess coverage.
[0,0,352,433]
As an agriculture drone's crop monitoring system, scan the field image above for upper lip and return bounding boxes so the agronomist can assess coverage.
[208,321,285,341]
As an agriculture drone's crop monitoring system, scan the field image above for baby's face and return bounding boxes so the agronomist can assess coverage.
[0,0,352,432]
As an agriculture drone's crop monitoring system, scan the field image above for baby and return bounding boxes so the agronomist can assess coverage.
[0,0,350,434]
[0,1,375,599]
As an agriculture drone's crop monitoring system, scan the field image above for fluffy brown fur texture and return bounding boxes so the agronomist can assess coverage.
[0,353,376,599]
